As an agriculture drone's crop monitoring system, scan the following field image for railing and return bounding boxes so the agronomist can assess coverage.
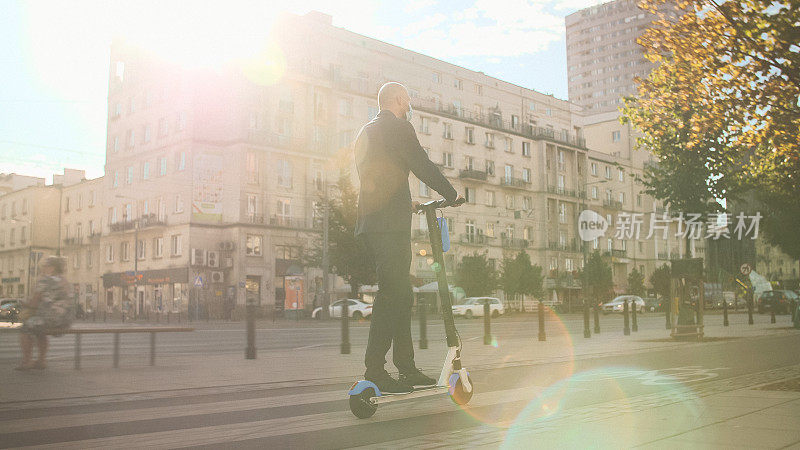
[459,234,492,245]
[547,185,586,199]
[63,237,83,246]
[501,177,530,189]
[547,241,579,252]
[502,238,529,249]
[603,199,623,209]
[658,252,670,260]
[109,221,135,232]
[248,214,267,224]
[459,169,488,181]
[611,249,627,258]
[139,214,167,228]
[411,98,587,148]
[269,215,321,229]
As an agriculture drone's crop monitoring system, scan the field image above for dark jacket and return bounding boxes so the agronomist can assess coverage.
[354,110,457,235]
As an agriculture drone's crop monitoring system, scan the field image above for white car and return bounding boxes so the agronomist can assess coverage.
[602,295,645,314]
[452,297,504,319]
[312,299,373,320]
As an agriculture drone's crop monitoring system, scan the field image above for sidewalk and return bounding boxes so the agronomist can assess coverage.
[2,313,796,405]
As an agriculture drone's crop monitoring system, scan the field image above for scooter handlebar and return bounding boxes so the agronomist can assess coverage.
[414,196,466,213]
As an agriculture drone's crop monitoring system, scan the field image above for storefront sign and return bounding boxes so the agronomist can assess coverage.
[103,268,189,287]
[1,277,21,284]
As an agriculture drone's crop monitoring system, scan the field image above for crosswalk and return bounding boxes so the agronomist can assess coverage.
[2,363,798,449]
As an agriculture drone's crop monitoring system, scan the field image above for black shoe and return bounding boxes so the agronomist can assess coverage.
[399,368,437,386]
[366,372,413,394]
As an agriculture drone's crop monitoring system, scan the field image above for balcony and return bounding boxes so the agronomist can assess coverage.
[501,238,529,249]
[547,185,586,199]
[139,214,167,228]
[269,215,320,230]
[459,234,492,245]
[247,214,267,224]
[410,98,587,149]
[547,241,579,252]
[109,220,136,233]
[459,169,488,181]
[63,237,83,246]
[611,249,627,258]
[658,252,670,260]
[501,177,530,190]
[603,199,623,209]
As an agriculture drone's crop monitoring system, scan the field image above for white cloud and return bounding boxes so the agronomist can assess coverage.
[403,0,437,13]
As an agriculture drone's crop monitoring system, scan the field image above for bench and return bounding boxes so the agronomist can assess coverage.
[47,327,195,369]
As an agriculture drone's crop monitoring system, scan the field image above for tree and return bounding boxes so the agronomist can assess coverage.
[623,0,800,259]
[304,170,376,299]
[455,252,498,297]
[627,268,645,296]
[650,264,671,301]
[581,250,614,305]
[499,251,543,311]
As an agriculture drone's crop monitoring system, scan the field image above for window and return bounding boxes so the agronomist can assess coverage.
[504,165,513,182]
[591,186,598,199]
[475,84,482,95]
[522,141,531,157]
[523,196,532,210]
[612,130,621,142]
[511,115,519,129]
[64,196,70,212]
[338,98,353,117]
[605,166,611,179]
[175,194,184,213]
[106,244,114,263]
[591,162,598,176]
[158,117,169,136]
[465,187,476,204]
[505,194,514,209]
[86,250,93,268]
[177,111,186,131]
[127,129,135,148]
[143,124,151,143]
[113,171,119,188]
[558,150,565,171]
[503,137,512,152]
[442,152,453,168]
[89,191,95,206]
[619,192,625,204]
[367,106,378,121]
[618,169,624,182]
[432,72,441,83]
[453,78,462,90]
[277,159,292,187]
[465,156,474,170]
[246,234,262,255]
[126,166,133,184]
[76,222,82,238]
[159,157,167,176]
[607,238,613,251]
[419,181,430,197]
[143,161,150,180]
[109,207,117,224]
[420,116,430,134]
[636,194,642,207]
[522,168,531,183]
[276,198,291,225]
[113,136,119,153]
[484,132,494,148]
[443,122,453,139]
[177,151,186,171]
[246,152,259,184]
[565,258,573,271]
[485,160,495,176]
[171,234,182,256]
[137,239,146,260]
[245,194,257,216]
[486,190,496,207]
[121,241,130,261]
[486,222,494,237]
[559,203,567,223]
[465,127,474,144]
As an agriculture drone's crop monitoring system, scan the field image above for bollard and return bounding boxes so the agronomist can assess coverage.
[341,299,350,354]
[484,300,492,345]
[245,301,256,359]
[747,298,754,325]
[631,301,638,332]
[623,299,631,336]
[419,300,428,350]
[665,300,671,329]
[791,300,797,324]
[593,303,600,334]
[771,307,776,324]
[583,300,591,338]
[538,301,546,341]
[723,298,729,326]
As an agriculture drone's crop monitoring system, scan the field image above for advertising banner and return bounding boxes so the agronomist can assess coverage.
[284,276,304,311]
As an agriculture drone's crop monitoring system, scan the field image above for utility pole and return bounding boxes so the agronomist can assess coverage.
[322,180,330,319]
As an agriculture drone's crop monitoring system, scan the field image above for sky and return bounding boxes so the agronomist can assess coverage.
[0,0,605,183]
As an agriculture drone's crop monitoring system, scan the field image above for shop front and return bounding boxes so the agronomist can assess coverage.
[102,268,189,319]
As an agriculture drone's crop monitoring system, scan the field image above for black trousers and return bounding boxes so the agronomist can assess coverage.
[360,232,415,378]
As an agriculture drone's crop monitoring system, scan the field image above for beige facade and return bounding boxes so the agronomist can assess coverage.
[565,0,657,115]
[0,173,45,195]
[0,185,61,297]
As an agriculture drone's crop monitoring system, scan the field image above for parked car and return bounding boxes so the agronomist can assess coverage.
[312,299,372,320]
[452,297,504,319]
[602,295,645,314]
[643,297,662,312]
[0,299,21,323]
[757,290,798,314]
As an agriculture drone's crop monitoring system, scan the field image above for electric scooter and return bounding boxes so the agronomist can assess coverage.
[348,197,473,419]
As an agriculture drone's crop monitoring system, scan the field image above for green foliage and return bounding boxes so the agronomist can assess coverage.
[649,264,672,301]
[627,268,645,296]
[304,170,375,297]
[455,252,498,297]
[499,251,544,307]
[581,250,614,304]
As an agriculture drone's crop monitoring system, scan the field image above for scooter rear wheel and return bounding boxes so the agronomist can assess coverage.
[349,388,377,418]
[450,375,474,406]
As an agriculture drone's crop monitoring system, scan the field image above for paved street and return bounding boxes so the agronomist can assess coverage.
[1,312,798,448]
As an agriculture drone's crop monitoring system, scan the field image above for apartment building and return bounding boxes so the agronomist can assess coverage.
[0,173,45,195]
[0,185,61,297]
[565,0,658,115]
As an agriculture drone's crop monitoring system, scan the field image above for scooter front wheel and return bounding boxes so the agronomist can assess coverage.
[449,375,474,406]
[349,388,377,419]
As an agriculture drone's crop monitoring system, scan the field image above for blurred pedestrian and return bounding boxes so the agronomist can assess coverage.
[16,256,73,370]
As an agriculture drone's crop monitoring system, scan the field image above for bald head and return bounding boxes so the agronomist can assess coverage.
[378,82,411,119]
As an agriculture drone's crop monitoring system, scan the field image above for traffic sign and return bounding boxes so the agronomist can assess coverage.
[194,275,204,287]
[740,263,751,276]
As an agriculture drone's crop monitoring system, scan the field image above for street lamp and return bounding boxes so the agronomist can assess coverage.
[116,194,140,320]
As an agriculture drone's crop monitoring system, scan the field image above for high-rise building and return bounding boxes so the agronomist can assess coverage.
[565,0,657,116]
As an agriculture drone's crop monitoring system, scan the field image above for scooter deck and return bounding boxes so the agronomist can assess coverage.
[372,385,448,404]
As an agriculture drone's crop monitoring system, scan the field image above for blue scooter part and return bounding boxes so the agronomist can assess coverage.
[448,372,469,395]
[437,217,450,252]
[348,380,382,397]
